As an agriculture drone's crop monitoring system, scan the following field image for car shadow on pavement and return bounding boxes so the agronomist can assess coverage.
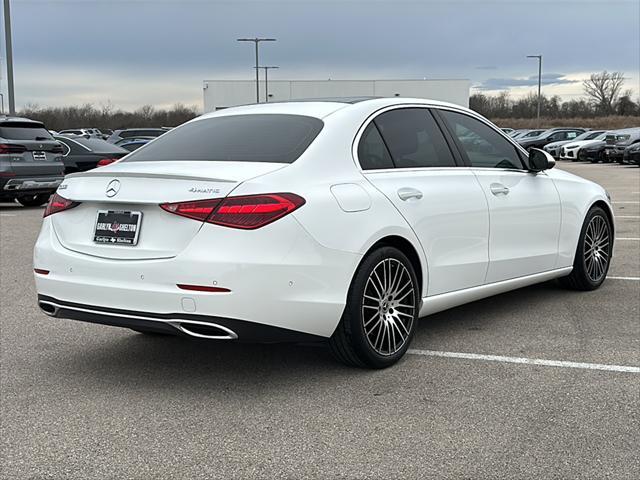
[40,280,578,393]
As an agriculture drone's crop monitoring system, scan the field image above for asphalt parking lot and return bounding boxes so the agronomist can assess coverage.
[1,162,638,479]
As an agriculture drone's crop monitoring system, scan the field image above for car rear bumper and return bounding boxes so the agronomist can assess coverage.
[34,216,362,339]
[37,294,325,342]
[1,176,64,193]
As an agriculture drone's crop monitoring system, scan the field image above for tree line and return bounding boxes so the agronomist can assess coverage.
[470,71,639,119]
[17,103,200,132]
[14,71,639,130]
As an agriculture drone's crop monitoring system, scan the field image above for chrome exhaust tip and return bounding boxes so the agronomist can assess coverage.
[171,320,238,340]
[39,301,59,317]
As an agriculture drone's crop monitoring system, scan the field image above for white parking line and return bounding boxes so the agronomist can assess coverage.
[607,276,640,281]
[407,349,640,373]
[616,237,640,241]
[613,201,640,204]
[0,213,16,217]
[616,215,640,219]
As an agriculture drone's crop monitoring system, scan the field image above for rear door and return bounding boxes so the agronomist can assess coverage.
[358,107,489,296]
[437,109,561,283]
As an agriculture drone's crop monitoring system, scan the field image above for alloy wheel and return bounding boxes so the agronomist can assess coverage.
[362,258,416,356]
[584,215,610,282]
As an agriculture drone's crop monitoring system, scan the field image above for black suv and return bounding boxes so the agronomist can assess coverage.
[0,116,65,207]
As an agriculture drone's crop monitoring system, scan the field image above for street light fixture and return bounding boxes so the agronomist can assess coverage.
[237,37,276,103]
[256,66,279,102]
[526,54,543,127]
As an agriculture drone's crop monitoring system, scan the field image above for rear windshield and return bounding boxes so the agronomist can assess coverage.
[0,122,53,141]
[73,138,128,154]
[120,129,166,138]
[124,114,324,164]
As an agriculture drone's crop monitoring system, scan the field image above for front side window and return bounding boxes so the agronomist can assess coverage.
[372,108,456,168]
[439,110,524,169]
[124,114,324,164]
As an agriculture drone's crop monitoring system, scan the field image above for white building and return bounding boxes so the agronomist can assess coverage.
[202,79,470,112]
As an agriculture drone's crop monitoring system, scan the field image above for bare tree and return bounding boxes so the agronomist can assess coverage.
[583,71,626,113]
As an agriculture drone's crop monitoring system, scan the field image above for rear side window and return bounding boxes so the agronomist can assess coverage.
[124,114,324,163]
[373,108,456,168]
[439,110,524,169]
[358,123,394,170]
[0,123,53,141]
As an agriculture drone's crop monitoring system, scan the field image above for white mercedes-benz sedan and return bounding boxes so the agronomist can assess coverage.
[34,98,614,368]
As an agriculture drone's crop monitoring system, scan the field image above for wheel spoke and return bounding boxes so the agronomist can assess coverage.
[365,316,382,335]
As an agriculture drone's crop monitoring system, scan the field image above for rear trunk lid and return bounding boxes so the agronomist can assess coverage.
[10,140,64,176]
[51,161,285,259]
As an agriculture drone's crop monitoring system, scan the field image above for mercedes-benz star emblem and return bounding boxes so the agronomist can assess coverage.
[105,179,121,198]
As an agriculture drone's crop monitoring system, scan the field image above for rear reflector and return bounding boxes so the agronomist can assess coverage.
[160,193,305,230]
[43,193,80,218]
[34,269,50,275]
[97,158,118,167]
[177,284,231,293]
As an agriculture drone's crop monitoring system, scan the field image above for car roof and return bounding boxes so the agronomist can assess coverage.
[0,115,45,126]
[200,97,474,121]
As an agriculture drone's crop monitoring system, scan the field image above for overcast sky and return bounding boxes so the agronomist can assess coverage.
[1,0,638,111]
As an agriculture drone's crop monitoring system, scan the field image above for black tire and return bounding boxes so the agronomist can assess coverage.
[17,193,50,207]
[559,206,612,291]
[329,246,420,369]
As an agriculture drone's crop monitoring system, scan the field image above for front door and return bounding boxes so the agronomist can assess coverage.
[437,109,561,283]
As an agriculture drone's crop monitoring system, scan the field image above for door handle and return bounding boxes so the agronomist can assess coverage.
[490,183,510,196]
[397,187,423,201]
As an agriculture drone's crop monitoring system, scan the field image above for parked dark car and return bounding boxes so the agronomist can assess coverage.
[0,116,65,207]
[579,140,608,163]
[623,142,640,165]
[54,135,129,173]
[106,128,169,144]
[605,129,640,164]
[517,128,586,151]
[118,138,152,152]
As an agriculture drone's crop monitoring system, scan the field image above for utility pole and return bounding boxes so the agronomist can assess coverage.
[237,37,276,103]
[256,66,279,102]
[3,0,15,114]
[526,54,542,127]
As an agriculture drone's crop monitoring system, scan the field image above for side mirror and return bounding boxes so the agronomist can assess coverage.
[528,148,555,172]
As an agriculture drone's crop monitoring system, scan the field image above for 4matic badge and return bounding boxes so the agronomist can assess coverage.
[189,186,221,194]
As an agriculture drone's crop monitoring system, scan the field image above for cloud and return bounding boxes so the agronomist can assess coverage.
[475,73,581,91]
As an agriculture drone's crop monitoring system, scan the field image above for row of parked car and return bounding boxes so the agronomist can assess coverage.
[0,115,169,207]
[501,126,640,165]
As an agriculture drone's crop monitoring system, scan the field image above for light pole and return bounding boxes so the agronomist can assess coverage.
[526,54,542,127]
[3,0,15,114]
[256,66,279,102]
[237,37,276,103]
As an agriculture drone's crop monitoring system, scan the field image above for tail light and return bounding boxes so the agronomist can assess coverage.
[97,158,118,167]
[160,193,305,229]
[51,144,64,154]
[44,193,80,218]
[0,144,27,154]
